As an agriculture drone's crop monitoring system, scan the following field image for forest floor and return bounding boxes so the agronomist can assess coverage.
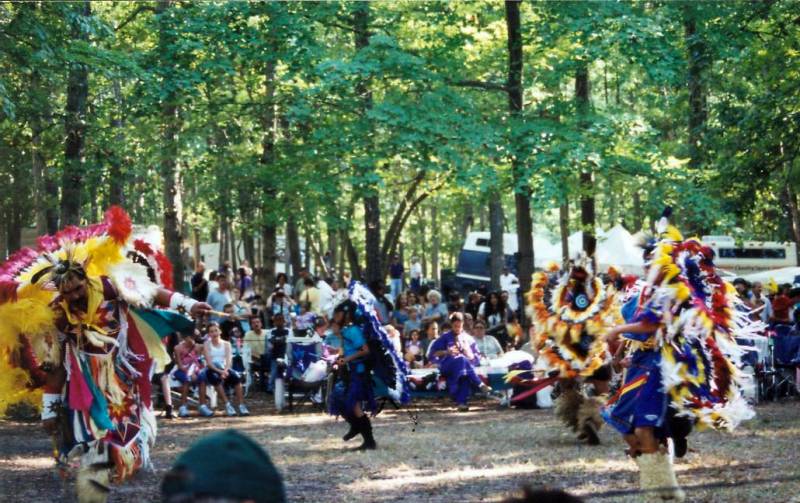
[1,396,800,503]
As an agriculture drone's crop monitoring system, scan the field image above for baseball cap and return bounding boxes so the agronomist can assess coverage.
[161,429,286,503]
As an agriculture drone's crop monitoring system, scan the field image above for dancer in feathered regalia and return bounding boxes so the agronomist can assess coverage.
[525,257,621,445]
[602,209,757,501]
[0,207,210,502]
[327,282,411,450]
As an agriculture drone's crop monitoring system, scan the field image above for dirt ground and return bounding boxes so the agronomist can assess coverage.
[1,397,800,503]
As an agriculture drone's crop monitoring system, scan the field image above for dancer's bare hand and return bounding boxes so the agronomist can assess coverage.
[190,302,212,318]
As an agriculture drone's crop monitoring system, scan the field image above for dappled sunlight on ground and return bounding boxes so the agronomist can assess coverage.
[1,397,799,502]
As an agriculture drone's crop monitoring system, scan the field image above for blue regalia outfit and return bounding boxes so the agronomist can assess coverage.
[327,282,411,450]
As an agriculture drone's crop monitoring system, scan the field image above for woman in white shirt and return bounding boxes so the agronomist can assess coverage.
[197,323,249,417]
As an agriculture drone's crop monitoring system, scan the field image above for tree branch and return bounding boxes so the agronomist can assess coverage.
[115,5,157,32]
[448,79,509,93]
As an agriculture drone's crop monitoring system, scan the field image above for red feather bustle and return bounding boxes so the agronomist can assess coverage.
[105,206,133,244]
[155,252,174,290]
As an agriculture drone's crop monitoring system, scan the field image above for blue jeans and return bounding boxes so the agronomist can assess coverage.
[390,278,403,301]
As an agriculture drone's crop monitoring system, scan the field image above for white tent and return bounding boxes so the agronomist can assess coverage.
[561,228,644,275]
[741,267,800,286]
[597,225,645,274]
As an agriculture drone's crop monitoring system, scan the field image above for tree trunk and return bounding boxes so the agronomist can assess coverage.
[327,225,338,275]
[786,186,800,266]
[505,0,534,309]
[108,79,125,207]
[158,0,184,290]
[218,215,227,263]
[261,224,277,298]
[460,200,473,241]
[341,229,362,280]
[559,202,570,265]
[192,227,201,268]
[489,199,504,290]
[684,7,707,170]
[229,221,238,270]
[431,203,440,286]
[353,3,381,286]
[633,190,643,231]
[576,63,596,262]
[287,215,302,280]
[60,0,91,227]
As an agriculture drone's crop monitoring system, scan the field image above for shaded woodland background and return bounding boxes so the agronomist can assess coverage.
[1,0,798,299]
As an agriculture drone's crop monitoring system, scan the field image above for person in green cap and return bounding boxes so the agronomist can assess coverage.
[161,429,286,503]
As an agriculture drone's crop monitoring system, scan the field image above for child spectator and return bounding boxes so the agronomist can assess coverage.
[402,307,421,337]
[404,329,424,368]
[173,332,202,417]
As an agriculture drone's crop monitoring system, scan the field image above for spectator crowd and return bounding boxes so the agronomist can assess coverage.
[157,254,527,418]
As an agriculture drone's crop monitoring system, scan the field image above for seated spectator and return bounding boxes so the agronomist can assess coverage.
[464,291,483,321]
[237,266,255,301]
[751,281,772,323]
[426,312,491,411]
[266,313,290,393]
[243,316,268,391]
[392,293,410,331]
[206,276,233,323]
[173,332,202,418]
[276,272,293,297]
[299,277,322,315]
[733,278,754,310]
[267,287,294,327]
[472,320,504,363]
[404,329,424,368]
[321,318,342,357]
[157,332,181,419]
[447,292,464,314]
[479,291,511,330]
[421,320,438,364]
[770,284,799,326]
[208,270,220,294]
[463,312,474,333]
[220,303,245,341]
[407,291,423,317]
[294,301,316,333]
[370,281,394,323]
[402,307,421,337]
[421,290,448,327]
[198,323,249,417]
[161,429,286,503]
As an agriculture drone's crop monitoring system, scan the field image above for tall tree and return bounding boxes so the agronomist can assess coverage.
[353,2,382,286]
[505,0,534,311]
[157,0,185,290]
[60,1,91,227]
[575,63,596,261]
[684,4,707,170]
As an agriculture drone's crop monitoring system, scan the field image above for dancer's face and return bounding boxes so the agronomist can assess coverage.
[59,276,87,304]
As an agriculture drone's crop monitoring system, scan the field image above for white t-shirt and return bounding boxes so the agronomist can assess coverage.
[410,262,422,280]
[500,273,519,310]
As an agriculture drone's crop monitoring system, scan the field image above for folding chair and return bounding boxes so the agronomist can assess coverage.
[285,336,328,412]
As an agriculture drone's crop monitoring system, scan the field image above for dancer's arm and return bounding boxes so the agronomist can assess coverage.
[605,321,658,343]
[153,288,212,318]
